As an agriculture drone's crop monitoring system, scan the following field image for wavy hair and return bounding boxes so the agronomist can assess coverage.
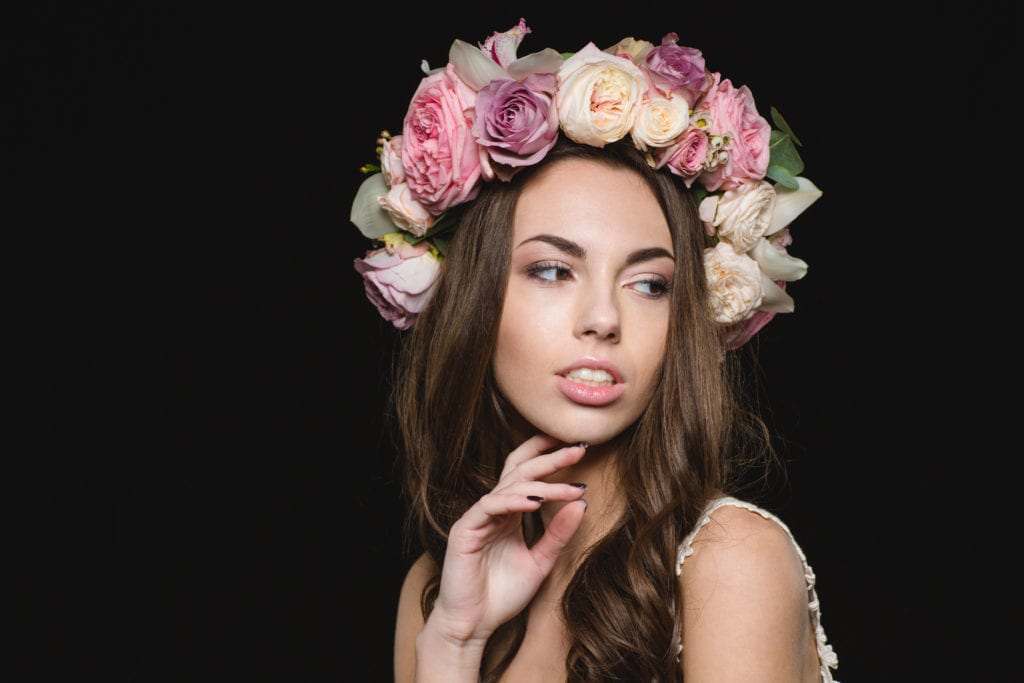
[389,137,774,681]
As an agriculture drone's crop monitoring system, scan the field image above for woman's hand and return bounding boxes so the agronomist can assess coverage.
[424,434,589,649]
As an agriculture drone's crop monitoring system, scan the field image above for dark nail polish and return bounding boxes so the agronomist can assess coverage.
[527,495,544,502]
[569,482,587,489]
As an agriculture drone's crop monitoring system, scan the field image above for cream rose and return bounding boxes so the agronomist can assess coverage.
[704,241,763,324]
[556,42,645,147]
[698,180,776,254]
[631,95,690,151]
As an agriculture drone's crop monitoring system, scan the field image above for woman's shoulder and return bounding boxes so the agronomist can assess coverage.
[675,495,841,681]
[675,496,808,590]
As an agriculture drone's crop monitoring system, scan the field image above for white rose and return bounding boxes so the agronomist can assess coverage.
[631,95,690,151]
[704,241,764,323]
[698,180,776,253]
[377,182,435,237]
[556,42,645,146]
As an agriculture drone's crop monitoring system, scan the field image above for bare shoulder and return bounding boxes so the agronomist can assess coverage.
[678,503,815,681]
[394,553,439,683]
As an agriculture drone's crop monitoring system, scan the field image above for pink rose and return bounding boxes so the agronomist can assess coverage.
[471,73,558,178]
[379,134,404,186]
[401,64,487,215]
[353,239,441,330]
[721,308,778,350]
[656,126,709,186]
[696,73,770,192]
[642,32,709,106]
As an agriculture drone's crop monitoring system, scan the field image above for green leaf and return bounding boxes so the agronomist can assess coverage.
[770,106,803,147]
[769,129,805,178]
[431,235,449,256]
[766,164,799,190]
[691,185,708,205]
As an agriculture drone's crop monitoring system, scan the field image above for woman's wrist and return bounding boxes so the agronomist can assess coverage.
[413,619,488,682]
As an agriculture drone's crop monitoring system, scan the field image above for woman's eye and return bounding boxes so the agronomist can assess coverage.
[526,262,572,282]
[630,278,670,298]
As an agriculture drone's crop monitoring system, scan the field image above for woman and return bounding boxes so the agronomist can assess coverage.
[351,20,838,682]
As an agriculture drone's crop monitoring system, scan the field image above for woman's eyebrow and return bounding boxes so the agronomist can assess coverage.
[516,234,585,258]
[516,236,674,265]
[626,247,674,265]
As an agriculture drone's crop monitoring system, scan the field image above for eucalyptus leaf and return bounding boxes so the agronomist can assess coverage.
[770,106,803,147]
[769,131,805,178]
[766,164,799,190]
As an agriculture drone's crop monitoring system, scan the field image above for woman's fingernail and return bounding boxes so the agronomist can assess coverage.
[527,495,544,502]
[578,498,588,510]
[574,441,589,449]
[569,482,587,489]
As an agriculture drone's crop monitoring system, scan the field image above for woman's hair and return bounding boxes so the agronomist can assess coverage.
[389,137,774,681]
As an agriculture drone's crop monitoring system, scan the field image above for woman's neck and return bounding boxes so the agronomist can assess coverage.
[538,440,625,577]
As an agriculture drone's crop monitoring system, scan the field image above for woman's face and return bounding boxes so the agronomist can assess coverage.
[493,158,674,446]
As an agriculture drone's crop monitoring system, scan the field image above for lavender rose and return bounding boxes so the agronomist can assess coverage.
[353,236,441,330]
[401,64,487,215]
[472,73,559,178]
[642,32,709,106]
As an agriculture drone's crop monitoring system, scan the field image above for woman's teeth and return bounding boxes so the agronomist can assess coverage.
[564,368,615,386]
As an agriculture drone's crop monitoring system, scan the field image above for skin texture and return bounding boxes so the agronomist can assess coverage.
[393,157,821,682]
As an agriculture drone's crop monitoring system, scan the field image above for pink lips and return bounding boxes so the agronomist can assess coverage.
[555,360,625,406]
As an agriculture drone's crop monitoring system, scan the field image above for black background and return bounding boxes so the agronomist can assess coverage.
[6,3,1018,681]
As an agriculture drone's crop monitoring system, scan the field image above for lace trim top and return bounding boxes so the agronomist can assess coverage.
[674,496,840,683]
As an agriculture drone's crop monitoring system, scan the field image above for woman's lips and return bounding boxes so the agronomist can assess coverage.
[555,374,625,406]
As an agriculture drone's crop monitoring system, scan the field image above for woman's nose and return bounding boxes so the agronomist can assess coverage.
[574,286,621,341]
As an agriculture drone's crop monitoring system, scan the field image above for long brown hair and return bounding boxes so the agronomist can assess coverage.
[389,137,773,681]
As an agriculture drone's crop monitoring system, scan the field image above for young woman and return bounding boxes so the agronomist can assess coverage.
[351,20,839,682]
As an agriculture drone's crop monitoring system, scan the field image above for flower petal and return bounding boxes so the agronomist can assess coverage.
[750,237,808,281]
[449,39,508,91]
[351,173,399,239]
[767,176,822,235]
[757,274,795,313]
[505,48,566,81]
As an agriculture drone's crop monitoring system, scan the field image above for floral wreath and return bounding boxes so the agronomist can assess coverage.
[350,19,822,349]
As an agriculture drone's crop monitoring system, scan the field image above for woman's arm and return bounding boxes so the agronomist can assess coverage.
[678,504,817,682]
[392,435,589,682]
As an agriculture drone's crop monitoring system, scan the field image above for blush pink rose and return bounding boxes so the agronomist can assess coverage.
[696,73,770,192]
[655,126,709,186]
[401,64,487,215]
[353,239,441,330]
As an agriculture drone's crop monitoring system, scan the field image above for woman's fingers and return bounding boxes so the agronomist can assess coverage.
[529,498,588,572]
[500,433,563,475]
[499,438,588,483]
[457,482,587,531]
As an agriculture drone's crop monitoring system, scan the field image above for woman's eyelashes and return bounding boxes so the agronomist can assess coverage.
[628,276,671,299]
[524,261,671,299]
[525,261,572,283]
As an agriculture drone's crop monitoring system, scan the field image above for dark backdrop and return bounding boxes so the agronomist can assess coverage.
[6,3,1017,681]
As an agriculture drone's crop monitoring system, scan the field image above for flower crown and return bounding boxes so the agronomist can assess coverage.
[350,19,822,349]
